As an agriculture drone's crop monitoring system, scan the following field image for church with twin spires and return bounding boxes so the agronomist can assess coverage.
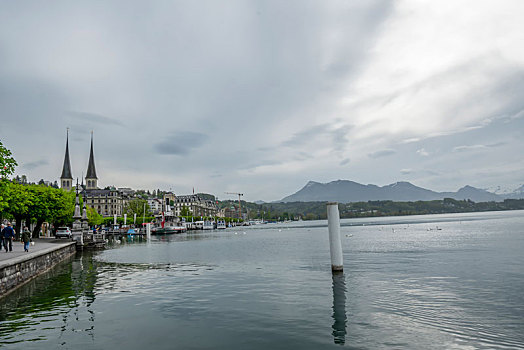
[60,130,98,191]
[60,130,129,217]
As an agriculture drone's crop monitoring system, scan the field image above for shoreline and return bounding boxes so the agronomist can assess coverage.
[0,239,76,297]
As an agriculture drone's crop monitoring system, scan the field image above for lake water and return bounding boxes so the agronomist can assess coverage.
[1,210,523,349]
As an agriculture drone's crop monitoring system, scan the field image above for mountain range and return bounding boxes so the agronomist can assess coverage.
[279,180,524,203]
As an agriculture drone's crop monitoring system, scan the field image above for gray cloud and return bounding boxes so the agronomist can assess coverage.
[453,142,505,152]
[417,148,429,156]
[368,149,396,158]
[281,123,352,154]
[455,145,485,152]
[154,132,207,156]
[22,160,48,170]
[67,111,125,127]
[340,158,351,166]
[282,124,330,148]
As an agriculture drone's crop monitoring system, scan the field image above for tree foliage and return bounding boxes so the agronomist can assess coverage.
[180,205,191,216]
[124,198,152,218]
[0,141,17,215]
[0,141,17,179]
[87,206,104,226]
[1,182,75,237]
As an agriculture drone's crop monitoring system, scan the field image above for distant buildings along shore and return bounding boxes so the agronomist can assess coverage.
[58,131,221,218]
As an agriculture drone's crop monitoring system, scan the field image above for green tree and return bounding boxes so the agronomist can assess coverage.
[5,183,33,237]
[87,206,103,226]
[52,189,75,227]
[0,180,12,219]
[124,198,152,218]
[0,141,17,217]
[180,205,191,216]
[27,185,53,237]
[9,184,75,237]
[0,141,17,179]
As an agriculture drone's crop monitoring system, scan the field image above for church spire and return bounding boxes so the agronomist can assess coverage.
[60,128,73,191]
[85,131,98,189]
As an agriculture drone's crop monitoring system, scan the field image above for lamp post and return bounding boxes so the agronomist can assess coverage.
[143,202,146,225]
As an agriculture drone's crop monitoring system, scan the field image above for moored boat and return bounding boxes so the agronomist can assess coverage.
[203,220,214,230]
[151,225,187,235]
[217,220,226,229]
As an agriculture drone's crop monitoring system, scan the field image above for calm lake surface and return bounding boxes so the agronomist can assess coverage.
[1,210,523,349]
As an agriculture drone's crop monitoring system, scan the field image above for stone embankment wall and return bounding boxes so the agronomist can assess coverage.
[0,243,76,295]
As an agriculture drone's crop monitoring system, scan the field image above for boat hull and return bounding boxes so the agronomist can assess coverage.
[151,226,187,235]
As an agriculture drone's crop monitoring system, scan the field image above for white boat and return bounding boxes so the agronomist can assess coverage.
[194,221,204,230]
[203,220,214,230]
[217,220,226,229]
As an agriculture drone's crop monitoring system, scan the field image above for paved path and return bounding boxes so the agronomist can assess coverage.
[0,238,74,266]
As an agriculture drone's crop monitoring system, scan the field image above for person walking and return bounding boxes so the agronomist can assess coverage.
[0,224,5,251]
[3,222,15,252]
[22,227,31,252]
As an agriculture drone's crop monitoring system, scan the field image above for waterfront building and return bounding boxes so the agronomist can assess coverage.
[148,198,163,214]
[118,187,135,197]
[170,194,218,217]
[224,206,241,219]
[82,187,132,217]
[164,192,176,211]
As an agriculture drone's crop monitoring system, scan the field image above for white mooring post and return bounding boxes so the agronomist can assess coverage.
[327,202,343,272]
[146,223,151,241]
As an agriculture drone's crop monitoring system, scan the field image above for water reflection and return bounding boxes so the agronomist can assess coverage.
[331,271,347,345]
[0,252,98,345]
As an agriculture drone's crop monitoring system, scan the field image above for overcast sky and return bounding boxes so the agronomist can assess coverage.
[1,0,523,201]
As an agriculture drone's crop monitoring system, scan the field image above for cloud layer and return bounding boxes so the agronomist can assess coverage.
[1,0,523,200]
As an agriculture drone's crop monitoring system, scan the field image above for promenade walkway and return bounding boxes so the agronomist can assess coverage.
[0,238,74,267]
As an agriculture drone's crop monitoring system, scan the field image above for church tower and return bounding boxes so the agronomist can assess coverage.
[85,132,98,190]
[60,129,73,191]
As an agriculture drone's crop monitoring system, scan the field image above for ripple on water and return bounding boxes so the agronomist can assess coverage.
[1,211,524,349]
[367,275,524,349]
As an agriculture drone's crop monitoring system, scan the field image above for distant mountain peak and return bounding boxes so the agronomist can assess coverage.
[305,181,320,188]
[457,185,490,193]
[514,184,524,194]
[385,181,415,188]
[280,179,505,203]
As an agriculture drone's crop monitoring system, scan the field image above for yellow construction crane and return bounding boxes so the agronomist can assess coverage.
[224,192,243,220]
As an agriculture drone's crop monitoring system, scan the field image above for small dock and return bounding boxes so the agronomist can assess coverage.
[105,230,147,241]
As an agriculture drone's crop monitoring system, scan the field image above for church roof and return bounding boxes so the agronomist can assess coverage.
[60,131,73,179]
[86,133,97,179]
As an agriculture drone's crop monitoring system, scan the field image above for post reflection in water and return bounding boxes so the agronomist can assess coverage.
[331,271,347,345]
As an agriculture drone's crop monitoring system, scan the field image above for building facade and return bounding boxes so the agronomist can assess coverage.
[170,194,218,217]
[82,187,133,217]
[147,198,163,215]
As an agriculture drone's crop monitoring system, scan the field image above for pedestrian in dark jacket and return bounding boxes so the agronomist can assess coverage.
[0,224,5,250]
[3,222,15,252]
[22,227,31,252]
